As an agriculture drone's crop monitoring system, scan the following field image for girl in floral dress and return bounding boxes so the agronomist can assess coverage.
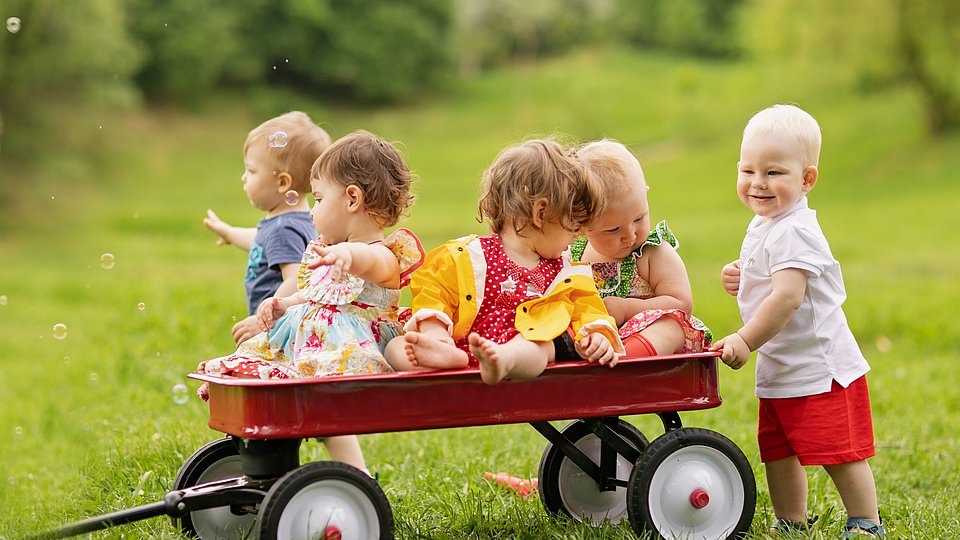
[198,130,424,471]
[383,139,623,385]
[571,139,711,357]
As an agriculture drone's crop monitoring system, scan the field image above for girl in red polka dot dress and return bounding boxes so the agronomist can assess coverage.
[384,139,624,385]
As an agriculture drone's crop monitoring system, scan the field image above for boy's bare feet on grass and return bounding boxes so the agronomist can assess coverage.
[404,331,468,369]
[471,333,513,385]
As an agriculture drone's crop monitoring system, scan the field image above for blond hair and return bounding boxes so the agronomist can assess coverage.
[479,139,597,234]
[312,130,414,228]
[578,139,645,204]
[743,104,822,167]
[244,111,332,193]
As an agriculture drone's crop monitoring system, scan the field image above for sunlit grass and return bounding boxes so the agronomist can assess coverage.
[1,46,958,538]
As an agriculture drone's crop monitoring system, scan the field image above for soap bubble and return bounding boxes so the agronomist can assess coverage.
[0,295,7,306]
[14,426,23,438]
[875,336,892,353]
[284,190,299,205]
[268,130,288,148]
[138,302,146,311]
[6,17,21,34]
[172,383,189,404]
[63,356,71,364]
[100,253,115,269]
[52,323,67,340]
[89,372,99,382]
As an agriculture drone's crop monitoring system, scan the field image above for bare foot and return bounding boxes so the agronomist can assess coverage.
[404,331,468,369]
[470,333,511,385]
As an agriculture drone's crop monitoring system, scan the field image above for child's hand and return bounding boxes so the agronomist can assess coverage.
[256,297,289,331]
[710,332,750,369]
[231,315,261,344]
[203,209,232,246]
[576,333,618,367]
[721,260,741,296]
[307,243,352,278]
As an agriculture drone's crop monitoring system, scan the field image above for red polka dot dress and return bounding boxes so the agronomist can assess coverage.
[456,235,563,366]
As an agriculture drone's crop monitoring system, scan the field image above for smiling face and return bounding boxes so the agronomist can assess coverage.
[737,131,818,221]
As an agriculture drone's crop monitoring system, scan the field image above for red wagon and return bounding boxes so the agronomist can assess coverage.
[44,352,755,540]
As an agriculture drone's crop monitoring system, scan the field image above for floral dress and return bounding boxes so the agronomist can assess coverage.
[570,221,712,353]
[198,229,424,384]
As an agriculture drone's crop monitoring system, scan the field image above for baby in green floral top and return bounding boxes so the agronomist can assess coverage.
[571,139,711,357]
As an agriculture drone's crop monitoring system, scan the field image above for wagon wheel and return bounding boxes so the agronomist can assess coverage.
[172,437,257,539]
[627,427,755,539]
[538,419,649,525]
[256,461,393,540]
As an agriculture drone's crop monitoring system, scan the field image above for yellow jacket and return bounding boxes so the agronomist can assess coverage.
[406,235,624,353]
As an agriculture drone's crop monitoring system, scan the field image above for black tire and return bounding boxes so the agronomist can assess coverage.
[172,437,256,539]
[538,419,649,525]
[256,461,393,540]
[627,427,756,539]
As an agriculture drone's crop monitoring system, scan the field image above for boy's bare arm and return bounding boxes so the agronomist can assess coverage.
[203,209,256,251]
[737,268,808,351]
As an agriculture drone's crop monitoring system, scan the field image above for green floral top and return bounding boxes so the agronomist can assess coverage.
[570,220,679,299]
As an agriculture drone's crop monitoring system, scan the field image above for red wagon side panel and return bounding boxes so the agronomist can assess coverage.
[189,353,721,439]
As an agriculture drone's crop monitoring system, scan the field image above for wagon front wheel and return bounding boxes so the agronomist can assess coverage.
[172,437,256,539]
[256,461,393,540]
[538,419,649,525]
[627,427,755,539]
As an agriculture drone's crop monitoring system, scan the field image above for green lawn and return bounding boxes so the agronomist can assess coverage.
[1,47,958,538]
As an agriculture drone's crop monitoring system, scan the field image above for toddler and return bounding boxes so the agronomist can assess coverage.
[199,130,424,471]
[712,105,883,538]
[384,139,623,384]
[570,139,711,356]
[203,111,330,344]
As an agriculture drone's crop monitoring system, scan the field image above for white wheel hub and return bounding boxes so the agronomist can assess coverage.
[277,479,380,540]
[646,445,745,539]
[191,457,256,539]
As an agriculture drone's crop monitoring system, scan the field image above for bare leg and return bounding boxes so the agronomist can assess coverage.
[765,456,809,525]
[638,317,684,355]
[323,435,367,473]
[403,331,469,369]
[824,460,880,524]
[471,333,553,385]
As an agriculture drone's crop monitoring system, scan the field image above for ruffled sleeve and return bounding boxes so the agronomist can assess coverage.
[297,239,365,305]
[632,220,678,257]
[382,228,426,288]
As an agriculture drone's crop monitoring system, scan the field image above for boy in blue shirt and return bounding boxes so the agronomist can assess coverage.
[204,111,330,344]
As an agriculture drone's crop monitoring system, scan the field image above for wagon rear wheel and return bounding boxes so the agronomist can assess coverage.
[256,461,393,540]
[538,419,649,525]
[172,437,257,539]
[627,427,755,539]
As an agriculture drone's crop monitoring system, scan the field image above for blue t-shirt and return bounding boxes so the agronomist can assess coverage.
[244,212,316,315]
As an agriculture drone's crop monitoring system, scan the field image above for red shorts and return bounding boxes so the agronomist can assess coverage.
[758,376,876,466]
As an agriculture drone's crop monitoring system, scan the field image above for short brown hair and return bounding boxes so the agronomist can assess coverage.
[479,139,598,234]
[244,111,331,193]
[312,130,414,228]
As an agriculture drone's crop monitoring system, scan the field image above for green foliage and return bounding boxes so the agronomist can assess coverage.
[0,0,141,162]
[127,0,251,104]
[614,0,744,57]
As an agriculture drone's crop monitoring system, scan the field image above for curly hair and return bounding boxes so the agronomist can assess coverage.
[478,139,599,234]
[312,130,415,228]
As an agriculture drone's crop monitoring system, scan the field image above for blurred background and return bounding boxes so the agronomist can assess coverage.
[1,0,958,537]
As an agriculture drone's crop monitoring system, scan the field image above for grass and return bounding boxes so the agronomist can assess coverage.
[1,46,958,538]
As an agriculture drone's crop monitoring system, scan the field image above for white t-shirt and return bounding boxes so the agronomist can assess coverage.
[737,197,869,399]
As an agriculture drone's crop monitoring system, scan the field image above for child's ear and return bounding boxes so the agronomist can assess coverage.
[802,166,819,193]
[275,171,293,192]
[532,198,549,228]
[345,185,364,211]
